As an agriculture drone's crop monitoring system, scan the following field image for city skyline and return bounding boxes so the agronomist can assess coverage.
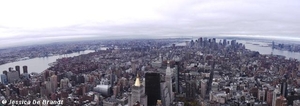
[1,0,300,48]
[0,37,300,105]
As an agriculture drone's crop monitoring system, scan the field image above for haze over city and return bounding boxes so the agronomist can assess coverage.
[0,0,300,48]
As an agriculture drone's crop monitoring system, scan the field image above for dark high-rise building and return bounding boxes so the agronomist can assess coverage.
[78,75,85,84]
[145,72,161,106]
[231,40,236,46]
[174,61,181,93]
[23,66,28,73]
[223,39,227,45]
[212,38,216,43]
[8,67,13,71]
[203,37,208,47]
[186,81,196,99]
[281,80,288,98]
[110,71,117,94]
[190,40,194,47]
[199,37,203,47]
[15,66,20,76]
[3,70,8,76]
[199,37,203,42]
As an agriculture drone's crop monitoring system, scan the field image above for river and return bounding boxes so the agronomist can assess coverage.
[237,40,300,60]
[0,50,95,74]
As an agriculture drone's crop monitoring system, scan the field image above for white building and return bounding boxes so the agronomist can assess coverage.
[160,81,170,106]
[165,61,174,103]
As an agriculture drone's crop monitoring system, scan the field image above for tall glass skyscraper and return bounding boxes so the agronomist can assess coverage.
[145,72,161,106]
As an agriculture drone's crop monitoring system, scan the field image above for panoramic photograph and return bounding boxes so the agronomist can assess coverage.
[0,0,300,106]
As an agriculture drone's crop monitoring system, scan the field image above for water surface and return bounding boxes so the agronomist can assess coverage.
[0,50,95,73]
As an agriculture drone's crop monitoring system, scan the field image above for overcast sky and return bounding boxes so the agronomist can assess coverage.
[0,0,300,48]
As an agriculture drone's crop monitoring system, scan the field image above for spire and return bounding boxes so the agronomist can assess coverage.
[134,73,141,87]
[159,54,162,62]
[166,60,172,75]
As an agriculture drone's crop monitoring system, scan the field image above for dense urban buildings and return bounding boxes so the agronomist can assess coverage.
[0,38,300,106]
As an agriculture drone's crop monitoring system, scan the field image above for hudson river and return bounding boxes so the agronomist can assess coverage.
[0,50,95,73]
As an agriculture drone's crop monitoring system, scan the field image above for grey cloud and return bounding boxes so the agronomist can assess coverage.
[1,0,300,48]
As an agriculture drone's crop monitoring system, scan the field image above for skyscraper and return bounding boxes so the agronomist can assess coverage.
[272,41,275,49]
[110,70,117,91]
[44,81,52,95]
[174,61,180,93]
[223,39,227,46]
[8,67,13,71]
[160,81,170,106]
[23,66,28,73]
[212,38,216,43]
[190,40,194,47]
[281,80,288,98]
[1,73,8,85]
[201,79,208,98]
[50,75,58,93]
[7,70,20,83]
[145,72,161,106]
[15,66,20,76]
[199,37,203,47]
[203,38,208,47]
[165,61,174,103]
[186,80,196,99]
[128,74,147,106]
[3,71,7,76]
[231,40,236,46]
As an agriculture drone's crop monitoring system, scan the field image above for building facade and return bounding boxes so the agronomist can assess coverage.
[128,74,147,106]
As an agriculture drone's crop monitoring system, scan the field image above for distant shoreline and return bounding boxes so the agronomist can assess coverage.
[0,50,87,67]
